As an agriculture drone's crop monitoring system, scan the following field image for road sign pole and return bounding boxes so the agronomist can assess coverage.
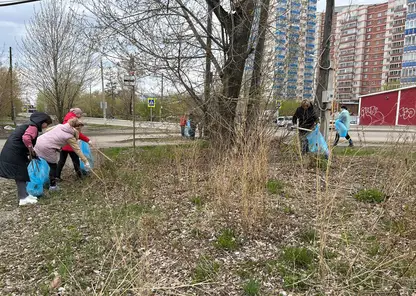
[150,108,153,122]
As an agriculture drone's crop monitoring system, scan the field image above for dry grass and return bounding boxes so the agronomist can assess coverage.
[0,131,415,295]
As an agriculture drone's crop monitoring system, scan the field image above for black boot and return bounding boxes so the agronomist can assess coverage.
[348,139,354,147]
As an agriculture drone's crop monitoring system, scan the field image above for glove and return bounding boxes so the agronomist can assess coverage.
[84,162,91,170]
[88,140,93,146]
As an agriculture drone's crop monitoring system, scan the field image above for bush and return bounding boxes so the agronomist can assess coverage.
[354,189,386,203]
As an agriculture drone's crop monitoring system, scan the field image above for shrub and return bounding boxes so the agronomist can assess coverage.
[266,179,284,194]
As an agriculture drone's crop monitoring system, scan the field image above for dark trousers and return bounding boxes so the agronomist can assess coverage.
[15,180,28,199]
[48,162,57,186]
[180,126,185,137]
[334,133,351,146]
[299,131,309,154]
[57,150,82,179]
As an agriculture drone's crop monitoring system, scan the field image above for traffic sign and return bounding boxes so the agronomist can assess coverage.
[123,75,135,86]
[148,98,156,108]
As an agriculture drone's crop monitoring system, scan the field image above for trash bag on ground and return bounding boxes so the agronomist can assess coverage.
[184,126,190,137]
[26,157,50,197]
[306,125,329,157]
[335,120,348,137]
[79,141,94,172]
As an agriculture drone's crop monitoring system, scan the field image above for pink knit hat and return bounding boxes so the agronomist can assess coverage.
[70,108,83,116]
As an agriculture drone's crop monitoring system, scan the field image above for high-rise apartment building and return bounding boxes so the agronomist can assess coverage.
[402,0,416,85]
[274,0,317,100]
[316,1,406,113]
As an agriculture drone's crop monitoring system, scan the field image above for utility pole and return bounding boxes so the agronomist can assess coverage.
[9,47,16,125]
[203,3,213,138]
[160,73,164,121]
[129,56,136,151]
[100,58,106,121]
[315,0,334,141]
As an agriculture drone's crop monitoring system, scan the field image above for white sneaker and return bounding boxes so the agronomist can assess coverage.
[19,196,38,206]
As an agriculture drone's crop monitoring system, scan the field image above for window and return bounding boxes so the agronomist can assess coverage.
[366,42,370,46]
[364,61,369,65]
[367,28,372,32]
[378,12,382,17]
[374,61,378,65]
[367,34,371,39]
[364,74,368,78]
[373,67,378,71]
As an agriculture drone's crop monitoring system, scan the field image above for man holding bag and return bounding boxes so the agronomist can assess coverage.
[333,106,353,147]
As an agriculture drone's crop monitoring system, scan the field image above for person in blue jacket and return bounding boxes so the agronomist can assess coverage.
[333,106,353,147]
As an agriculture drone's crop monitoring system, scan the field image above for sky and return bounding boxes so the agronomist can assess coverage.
[0,0,389,57]
[0,0,388,102]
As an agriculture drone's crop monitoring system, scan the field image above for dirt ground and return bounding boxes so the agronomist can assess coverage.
[0,144,415,295]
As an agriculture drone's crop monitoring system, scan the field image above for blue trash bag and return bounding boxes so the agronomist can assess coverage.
[184,126,190,137]
[26,158,50,197]
[306,125,329,157]
[335,120,348,138]
[79,141,94,172]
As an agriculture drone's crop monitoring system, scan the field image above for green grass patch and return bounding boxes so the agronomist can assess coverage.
[191,195,203,208]
[242,279,261,296]
[215,228,239,250]
[298,228,318,244]
[192,255,220,283]
[266,179,285,194]
[354,189,386,203]
[281,247,315,269]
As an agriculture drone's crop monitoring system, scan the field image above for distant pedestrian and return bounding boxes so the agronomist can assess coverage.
[35,118,90,191]
[0,112,52,206]
[188,113,197,140]
[292,100,318,154]
[334,106,353,147]
[56,108,91,180]
[180,114,187,137]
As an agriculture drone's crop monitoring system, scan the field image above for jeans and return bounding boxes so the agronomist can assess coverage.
[180,126,185,137]
[57,150,82,179]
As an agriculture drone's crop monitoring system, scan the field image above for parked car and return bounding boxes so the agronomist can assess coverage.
[285,116,294,130]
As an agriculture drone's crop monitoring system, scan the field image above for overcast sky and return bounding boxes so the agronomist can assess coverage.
[0,0,388,58]
[0,0,387,101]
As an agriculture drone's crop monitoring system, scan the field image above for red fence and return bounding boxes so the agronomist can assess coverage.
[359,87,416,126]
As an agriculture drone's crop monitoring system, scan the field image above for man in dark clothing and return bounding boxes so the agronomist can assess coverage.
[292,100,318,154]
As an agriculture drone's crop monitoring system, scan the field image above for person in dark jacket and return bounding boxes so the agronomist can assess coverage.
[0,112,52,206]
[292,100,318,154]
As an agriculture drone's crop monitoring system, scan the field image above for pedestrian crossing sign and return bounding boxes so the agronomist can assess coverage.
[148,98,156,108]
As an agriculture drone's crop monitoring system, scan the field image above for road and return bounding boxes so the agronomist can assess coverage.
[1,116,415,150]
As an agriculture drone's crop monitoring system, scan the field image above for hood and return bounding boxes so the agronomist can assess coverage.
[29,112,52,131]
[61,123,76,135]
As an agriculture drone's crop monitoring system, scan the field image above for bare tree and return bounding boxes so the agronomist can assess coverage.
[20,0,96,122]
[81,0,268,145]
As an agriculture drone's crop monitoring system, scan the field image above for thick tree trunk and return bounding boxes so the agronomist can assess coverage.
[213,0,256,146]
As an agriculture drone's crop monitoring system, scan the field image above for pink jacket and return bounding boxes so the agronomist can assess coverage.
[34,123,84,164]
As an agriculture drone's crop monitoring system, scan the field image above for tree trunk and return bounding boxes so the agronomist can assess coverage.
[214,0,256,146]
[245,0,270,137]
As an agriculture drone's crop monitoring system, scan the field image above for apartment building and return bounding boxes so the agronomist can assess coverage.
[402,0,416,85]
[274,0,317,100]
[316,1,406,112]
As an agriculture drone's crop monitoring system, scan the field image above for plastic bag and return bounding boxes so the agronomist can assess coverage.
[335,120,348,137]
[184,126,190,137]
[26,158,50,197]
[79,141,94,172]
[306,125,329,157]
